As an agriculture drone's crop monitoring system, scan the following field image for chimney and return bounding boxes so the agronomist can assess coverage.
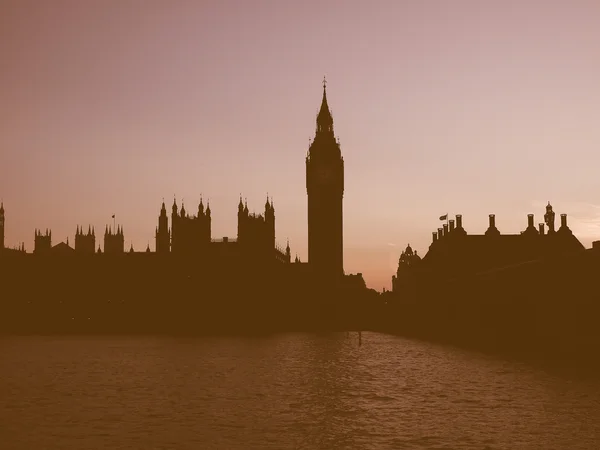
[432,231,438,243]
[560,214,567,228]
[527,214,534,228]
[438,227,443,238]
[538,223,544,235]
[489,214,495,228]
[449,219,455,232]
[456,214,462,228]
[443,224,449,235]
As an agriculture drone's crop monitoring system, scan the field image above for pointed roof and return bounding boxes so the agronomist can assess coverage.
[0,201,4,213]
[317,76,333,129]
[52,241,75,253]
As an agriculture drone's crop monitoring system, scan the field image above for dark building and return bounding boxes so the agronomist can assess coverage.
[155,201,170,254]
[391,244,421,293]
[0,81,361,293]
[154,195,289,264]
[392,202,585,293]
[75,225,96,253]
[306,78,344,280]
[237,196,276,260]
[104,225,125,254]
[168,198,211,255]
[34,229,52,253]
[0,202,4,250]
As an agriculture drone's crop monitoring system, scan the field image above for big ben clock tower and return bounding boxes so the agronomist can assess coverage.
[306,78,344,280]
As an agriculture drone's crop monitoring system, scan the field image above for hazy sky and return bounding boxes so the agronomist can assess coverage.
[1,0,600,290]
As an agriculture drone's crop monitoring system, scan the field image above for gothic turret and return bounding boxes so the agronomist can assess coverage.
[75,224,96,253]
[156,198,170,253]
[0,202,4,250]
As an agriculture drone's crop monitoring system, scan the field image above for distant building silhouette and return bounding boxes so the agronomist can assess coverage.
[168,198,211,254]
[392,244,421,293]
[306,77,345,279]
[392,203,585,292]
[34,229,52,253]
[0,81,363,289]
[155,200,170,253]
[104,225,125,254]
[0,202,4,251]
[75,226,96,253]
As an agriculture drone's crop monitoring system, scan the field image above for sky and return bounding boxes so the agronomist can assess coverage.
[1,0,600,291]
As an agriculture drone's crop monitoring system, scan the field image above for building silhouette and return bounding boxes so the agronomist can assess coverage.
[306,77,345,279]
[34,229,52,253]
[0,202,4,251]
[155,201,170,253]
[104,226,125,254]
[392,203,585,293]
[75,226,96,253]
[0,81,363,293]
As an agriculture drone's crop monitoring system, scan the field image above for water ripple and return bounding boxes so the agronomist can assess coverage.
[1,333,600,449]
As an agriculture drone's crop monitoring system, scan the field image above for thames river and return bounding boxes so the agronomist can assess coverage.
[1,332,599,450]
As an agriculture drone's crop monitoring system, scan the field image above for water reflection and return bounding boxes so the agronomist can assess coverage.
[1,333,600,450]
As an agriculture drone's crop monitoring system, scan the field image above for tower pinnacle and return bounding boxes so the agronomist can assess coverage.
[317,77,333,135]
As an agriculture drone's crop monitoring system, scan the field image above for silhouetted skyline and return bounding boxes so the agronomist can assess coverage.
[2,1,600,290]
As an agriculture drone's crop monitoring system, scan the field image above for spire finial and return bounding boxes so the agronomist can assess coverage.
[323,75,327,90]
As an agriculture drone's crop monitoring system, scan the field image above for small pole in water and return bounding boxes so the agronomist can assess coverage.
[358,331,362,346]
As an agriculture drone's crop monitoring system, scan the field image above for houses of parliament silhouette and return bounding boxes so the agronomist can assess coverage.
[0,80,346,278]
[3,79,600,346]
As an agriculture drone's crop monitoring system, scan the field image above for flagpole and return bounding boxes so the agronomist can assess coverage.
[113,215,115,232]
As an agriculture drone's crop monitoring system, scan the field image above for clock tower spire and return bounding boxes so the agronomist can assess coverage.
[306,78,344,281]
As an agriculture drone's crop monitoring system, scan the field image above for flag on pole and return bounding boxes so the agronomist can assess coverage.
[439,214,447,221]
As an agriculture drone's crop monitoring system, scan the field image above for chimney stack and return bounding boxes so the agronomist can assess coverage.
[560,214,567,228]
[527,214,534,228]
[432,231,438,243]
[538,223,544,235]
[443,224,449,236]
[456,214,462,229]
[489,214,495,228]
[449,219,455,232]
[438,227,443,238]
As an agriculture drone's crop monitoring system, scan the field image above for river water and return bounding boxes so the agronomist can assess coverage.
[1,332,599,450]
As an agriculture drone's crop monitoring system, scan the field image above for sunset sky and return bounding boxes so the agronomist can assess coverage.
[1,0,600,290]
